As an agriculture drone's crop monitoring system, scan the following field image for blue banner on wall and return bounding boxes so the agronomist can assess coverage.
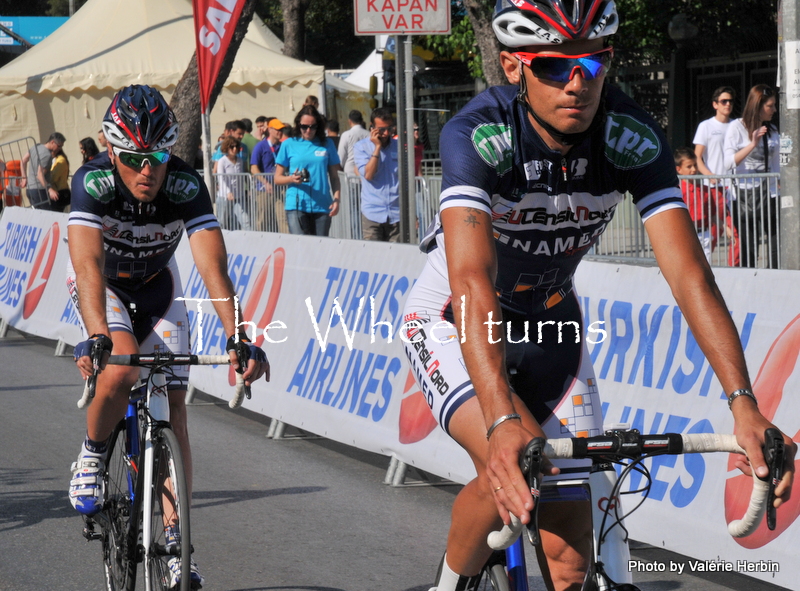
[0,16,68,46]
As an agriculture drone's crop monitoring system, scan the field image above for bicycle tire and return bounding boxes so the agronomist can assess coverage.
[102,419,139,591]
[485,563,512,591]
[477,551,511,591]
[147,426,192,591]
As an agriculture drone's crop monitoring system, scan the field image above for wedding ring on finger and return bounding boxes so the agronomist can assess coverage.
[494,486,503,492]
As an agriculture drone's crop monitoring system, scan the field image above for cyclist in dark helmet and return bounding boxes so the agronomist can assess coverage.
[403,1,795,589]
[68,84,269,589]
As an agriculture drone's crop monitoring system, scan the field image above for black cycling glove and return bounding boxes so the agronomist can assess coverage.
[225,332,267,373]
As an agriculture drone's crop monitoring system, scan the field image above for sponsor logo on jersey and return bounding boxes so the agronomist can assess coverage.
[103,221,183,245]
[165,172,200,203]
[472,123,514,176]
[84,170,115,203]
[524,159,552,181]
[495,204,616,227]
[571,158,588,179]
[604,112,661,169]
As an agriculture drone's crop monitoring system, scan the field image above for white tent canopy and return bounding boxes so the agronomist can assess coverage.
[344,36,388,93]
[0,0,324,167]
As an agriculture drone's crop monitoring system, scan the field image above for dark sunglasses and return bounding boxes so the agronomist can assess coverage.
[299,124,318,131]
[513,47,614,83]
[114,148,171,169]
[373,126,395,134]
[716,99,733,105]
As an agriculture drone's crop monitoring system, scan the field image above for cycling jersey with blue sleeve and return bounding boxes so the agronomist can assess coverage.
[68,152,219,288]
[419,83,685,316]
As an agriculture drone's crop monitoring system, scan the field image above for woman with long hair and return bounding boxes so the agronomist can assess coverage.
[723,84,780,268]
[79,137,100,163]
[274,105,341,236]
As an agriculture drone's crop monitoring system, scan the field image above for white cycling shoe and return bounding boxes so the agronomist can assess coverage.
[167,556,204,590]
[69,454,105,516]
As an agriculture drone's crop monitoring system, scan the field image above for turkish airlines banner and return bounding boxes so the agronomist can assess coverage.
[2,206,799,587]
[0,208,82,344]
[192,0,247,113]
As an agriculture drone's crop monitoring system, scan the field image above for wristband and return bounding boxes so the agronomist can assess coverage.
[371,154,379,158]
[728,388,757,410]
[486,413,521,440]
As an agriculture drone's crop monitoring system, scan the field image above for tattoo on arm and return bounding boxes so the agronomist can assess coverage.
[464,208,480,228]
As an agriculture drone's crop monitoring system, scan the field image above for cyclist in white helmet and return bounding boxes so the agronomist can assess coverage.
[403,1,796,589]
[68,84,270,589]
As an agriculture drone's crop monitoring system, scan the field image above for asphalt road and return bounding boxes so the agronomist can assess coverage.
[0,328,788,591]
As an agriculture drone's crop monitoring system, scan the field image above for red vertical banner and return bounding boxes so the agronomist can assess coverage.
[192,0,247,114]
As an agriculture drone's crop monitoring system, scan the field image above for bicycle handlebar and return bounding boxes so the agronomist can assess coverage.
[487,432,771,550]
[77,353,249,410]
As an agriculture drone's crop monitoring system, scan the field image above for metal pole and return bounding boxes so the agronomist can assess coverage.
[779,0,800,269]
[201,112,215,198]
[395,35,411,243]
[69,0,75,16]
[403,36,418,244]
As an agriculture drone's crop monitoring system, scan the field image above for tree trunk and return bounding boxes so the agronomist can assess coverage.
[170,0,258,163]
[462,0,506,87]
[280,0,313,60]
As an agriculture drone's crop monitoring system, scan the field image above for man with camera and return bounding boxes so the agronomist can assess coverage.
[353,108,400,242]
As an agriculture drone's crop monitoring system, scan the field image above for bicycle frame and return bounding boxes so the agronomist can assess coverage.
[502,467,633,591]
[111,370,171,591]
[80,352,246,591]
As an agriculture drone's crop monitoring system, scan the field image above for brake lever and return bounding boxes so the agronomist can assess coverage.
[763,428,785,531]
[520,437,545,546]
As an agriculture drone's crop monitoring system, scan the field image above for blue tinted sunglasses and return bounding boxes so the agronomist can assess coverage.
[513,47,614,83]
[114,147,171,169]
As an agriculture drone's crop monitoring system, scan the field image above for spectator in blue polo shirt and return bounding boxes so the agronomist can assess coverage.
[353,108,400,242]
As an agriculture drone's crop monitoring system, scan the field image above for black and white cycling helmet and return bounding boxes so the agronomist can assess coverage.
[102,84,179,151]
[493,0,619,46]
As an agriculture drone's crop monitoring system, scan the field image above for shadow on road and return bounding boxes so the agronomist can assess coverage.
[191,486,327,511]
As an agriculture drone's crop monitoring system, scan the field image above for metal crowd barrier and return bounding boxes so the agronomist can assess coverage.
[5,163,781,270]
[594,173,782,269]
[0,136,37,209]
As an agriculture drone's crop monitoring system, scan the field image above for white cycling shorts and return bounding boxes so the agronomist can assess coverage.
[66,257,190,390]
[402,262,604,477]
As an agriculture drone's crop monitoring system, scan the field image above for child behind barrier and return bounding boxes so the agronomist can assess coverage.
[675,147,737,265]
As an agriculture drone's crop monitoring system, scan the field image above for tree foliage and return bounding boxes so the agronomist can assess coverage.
[422,0,778,82]
[256,0,374,68]
[46,0,90,16]
[0,0,50,16]
[613,0,778,66]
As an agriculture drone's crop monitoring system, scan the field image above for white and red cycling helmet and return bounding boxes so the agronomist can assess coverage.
[492,0,619,46]
[102,84,179,152]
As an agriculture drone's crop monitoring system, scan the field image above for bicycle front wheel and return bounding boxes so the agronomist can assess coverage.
[479,551,511,591]
[147,427,192,591]
[102,419,139,591]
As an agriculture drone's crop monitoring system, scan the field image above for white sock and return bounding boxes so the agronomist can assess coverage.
[435,554,465,591]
